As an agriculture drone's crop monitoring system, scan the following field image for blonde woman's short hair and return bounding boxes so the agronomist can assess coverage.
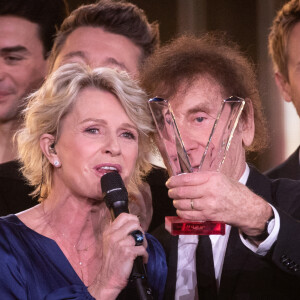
[17,63,155,199]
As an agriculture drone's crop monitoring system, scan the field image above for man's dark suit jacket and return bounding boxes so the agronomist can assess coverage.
[0,160,37,216]
[266,147,300,180]
[147,167,176,232]
[151,167,300,299]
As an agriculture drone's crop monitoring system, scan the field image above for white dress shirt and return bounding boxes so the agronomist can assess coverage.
[175,164,280,299]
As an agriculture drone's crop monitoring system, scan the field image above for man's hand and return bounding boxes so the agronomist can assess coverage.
[166,171,273,236]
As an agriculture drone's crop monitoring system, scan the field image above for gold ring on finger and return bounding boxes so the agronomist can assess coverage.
[190,199,194,210]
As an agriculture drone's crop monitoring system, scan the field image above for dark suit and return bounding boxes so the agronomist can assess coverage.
[266,147,300,180]
[151,167,300,299]
[0,160,37,216]
[146,167,176,232]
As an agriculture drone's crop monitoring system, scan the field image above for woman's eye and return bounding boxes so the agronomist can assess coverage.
[85,128,99,134]
[122,131,136,140]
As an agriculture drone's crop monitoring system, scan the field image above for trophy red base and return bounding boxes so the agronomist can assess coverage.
[165,216,225,236]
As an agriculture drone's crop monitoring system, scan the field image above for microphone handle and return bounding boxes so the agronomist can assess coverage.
[131,257,153,300]
[108,201,153,300]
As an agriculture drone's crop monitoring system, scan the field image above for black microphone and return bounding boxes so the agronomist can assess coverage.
[101,172,153,300]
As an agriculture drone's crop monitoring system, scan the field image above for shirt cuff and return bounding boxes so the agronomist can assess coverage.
[239,204,279,255]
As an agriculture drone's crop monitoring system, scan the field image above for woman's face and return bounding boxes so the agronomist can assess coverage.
[53,87,139,200]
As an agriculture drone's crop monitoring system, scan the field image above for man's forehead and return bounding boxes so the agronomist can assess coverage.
[52,26,141,75]
[0,16,44,54]
[0,16,40,38]
[171,77,225,111]
[55,49,129,72]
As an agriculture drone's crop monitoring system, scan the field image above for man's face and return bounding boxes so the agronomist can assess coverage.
[168,76,251,180]
[53,27,142,77]
[0,16,47,123]
[276,22,300,117]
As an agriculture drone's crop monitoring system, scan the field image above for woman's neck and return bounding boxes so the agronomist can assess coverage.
[41,193,110,247]
[42,195,109,286]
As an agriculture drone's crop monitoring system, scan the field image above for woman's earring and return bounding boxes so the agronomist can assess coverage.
[53,160,60,167]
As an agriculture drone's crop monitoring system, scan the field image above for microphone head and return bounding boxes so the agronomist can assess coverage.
[101,172,128,211]
[101,171,124,191]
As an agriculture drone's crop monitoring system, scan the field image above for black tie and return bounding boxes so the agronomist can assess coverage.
[196,235,217,299]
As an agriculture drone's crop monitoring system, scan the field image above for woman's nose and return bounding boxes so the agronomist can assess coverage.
[103,134,121,156]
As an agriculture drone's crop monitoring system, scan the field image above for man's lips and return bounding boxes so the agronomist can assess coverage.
[0,91,10,96]
[0,90,13,99]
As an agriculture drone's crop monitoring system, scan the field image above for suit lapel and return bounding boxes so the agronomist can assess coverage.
[151,224,178,300]
[218,227,251,297]
[164,235,178,300]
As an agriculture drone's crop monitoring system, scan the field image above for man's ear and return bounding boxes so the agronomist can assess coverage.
[241,99,255,147]
[275,72,292,102]
[40,134,59,166]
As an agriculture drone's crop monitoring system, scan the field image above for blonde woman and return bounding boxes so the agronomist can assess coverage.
[0,63,166,299]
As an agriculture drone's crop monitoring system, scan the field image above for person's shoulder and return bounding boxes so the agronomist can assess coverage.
[265,147,300,180]
[248,166,300,205]
[0,215,26,250]
[250,164,300,190]
[264,172,300,213]
[145,165,169,186]
[0,160,23,180]
[0,215,24,232]
[0,165,36,216]
[270,176,300,195]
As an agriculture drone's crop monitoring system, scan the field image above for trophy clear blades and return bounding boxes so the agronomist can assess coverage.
[148,97,192,175]
[199,96,245,172]
[148,96,245,235]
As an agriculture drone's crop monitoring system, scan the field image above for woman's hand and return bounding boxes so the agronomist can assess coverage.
[88,213,148,299]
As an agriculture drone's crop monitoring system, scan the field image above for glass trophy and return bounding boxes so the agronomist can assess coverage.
[148,96,245,235]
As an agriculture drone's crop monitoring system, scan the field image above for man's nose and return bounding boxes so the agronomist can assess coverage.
[0,60,9,81]
[179,125,199,154]
[0,64,5,81]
